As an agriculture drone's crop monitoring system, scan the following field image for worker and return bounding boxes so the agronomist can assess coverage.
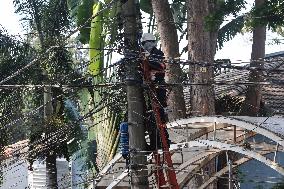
[141,33,166,111]
[141,33,170,150]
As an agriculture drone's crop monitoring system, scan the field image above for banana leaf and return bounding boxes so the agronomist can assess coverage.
[89,2,104,77]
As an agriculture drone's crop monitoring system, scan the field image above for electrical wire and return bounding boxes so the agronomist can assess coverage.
[1,2,284,187]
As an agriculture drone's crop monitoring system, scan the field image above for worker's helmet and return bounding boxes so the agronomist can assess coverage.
[141,33,156,43]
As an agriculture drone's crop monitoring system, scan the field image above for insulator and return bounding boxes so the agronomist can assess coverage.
[119,122,129,159]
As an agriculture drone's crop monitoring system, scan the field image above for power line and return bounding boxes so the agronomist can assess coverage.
[0,83,124,89]
[0,89,125,162]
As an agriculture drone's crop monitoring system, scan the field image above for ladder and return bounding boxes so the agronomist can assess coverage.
[142,57,179,189]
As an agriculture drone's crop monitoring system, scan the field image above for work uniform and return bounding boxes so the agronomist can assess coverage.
[143,47,169,150]
[147,47,167,112]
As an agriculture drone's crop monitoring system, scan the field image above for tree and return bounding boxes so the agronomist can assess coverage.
[214,0,284,116]
[186,0,219,188]
[0,28,36,186]
[151,0,186,121]
[12,0,83,187]
[241,0,266,116]
[187,0,217,115]
[0,29,35,147]
[208,0,284,116]
[68,1,148,187]
[67,0,126,174]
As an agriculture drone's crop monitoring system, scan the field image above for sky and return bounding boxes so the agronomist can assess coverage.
[0,0,24,35]
[1,0,284,63]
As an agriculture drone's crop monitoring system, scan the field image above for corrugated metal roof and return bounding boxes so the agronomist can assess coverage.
[265,51,284,58]
[183,57,284,115]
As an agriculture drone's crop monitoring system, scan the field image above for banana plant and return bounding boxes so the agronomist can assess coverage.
[88,1,124,170]
[89,2,104,78]
[68,0,125,171]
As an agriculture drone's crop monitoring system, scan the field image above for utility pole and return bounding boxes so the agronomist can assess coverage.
[43,72,58,189]
[122,0,149,188]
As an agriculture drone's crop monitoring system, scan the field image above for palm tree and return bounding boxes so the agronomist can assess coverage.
[12,0,85,187]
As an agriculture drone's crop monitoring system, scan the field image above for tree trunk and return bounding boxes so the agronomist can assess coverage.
[187,0,217,116]
[44,84,58,189]
[29,0,45,48]
[122,0,149,188]
[241,0,266,116]
[187,0,217,188]
[46,153,58,189]
[152,0,186,121]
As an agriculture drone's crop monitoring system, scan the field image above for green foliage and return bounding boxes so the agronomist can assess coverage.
[41,0,71,38]
[275,27,284,36]
[13,0,84,83]
[205,0,246,31]
[140,0,152,14]
[217,15,245,49]
[0,129,7,161]
[171,0,187,32]
[64,99,85,154]
[11,0,89,168]
[248,0,284,31]
[217,0,284,49]
[0,29,38,84]
[13,0,71,44]
[89,2,104,76]
[27,98,83,165]
[141,0,186,32]
[69,0,126,169]
[0,28,38,147]
[27,115,70,166]
[78,88,93,115]
[42,47,80,84]
[67,0,82,18]
[69,0,122,45]
[67,0,126,170]
[77,0,98,44]
[26,100,83,167]
[103,0,122,46]
[86,140,98,171]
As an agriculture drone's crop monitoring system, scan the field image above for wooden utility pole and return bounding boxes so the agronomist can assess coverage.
[122,0,149,188]
[43,74,58,189]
